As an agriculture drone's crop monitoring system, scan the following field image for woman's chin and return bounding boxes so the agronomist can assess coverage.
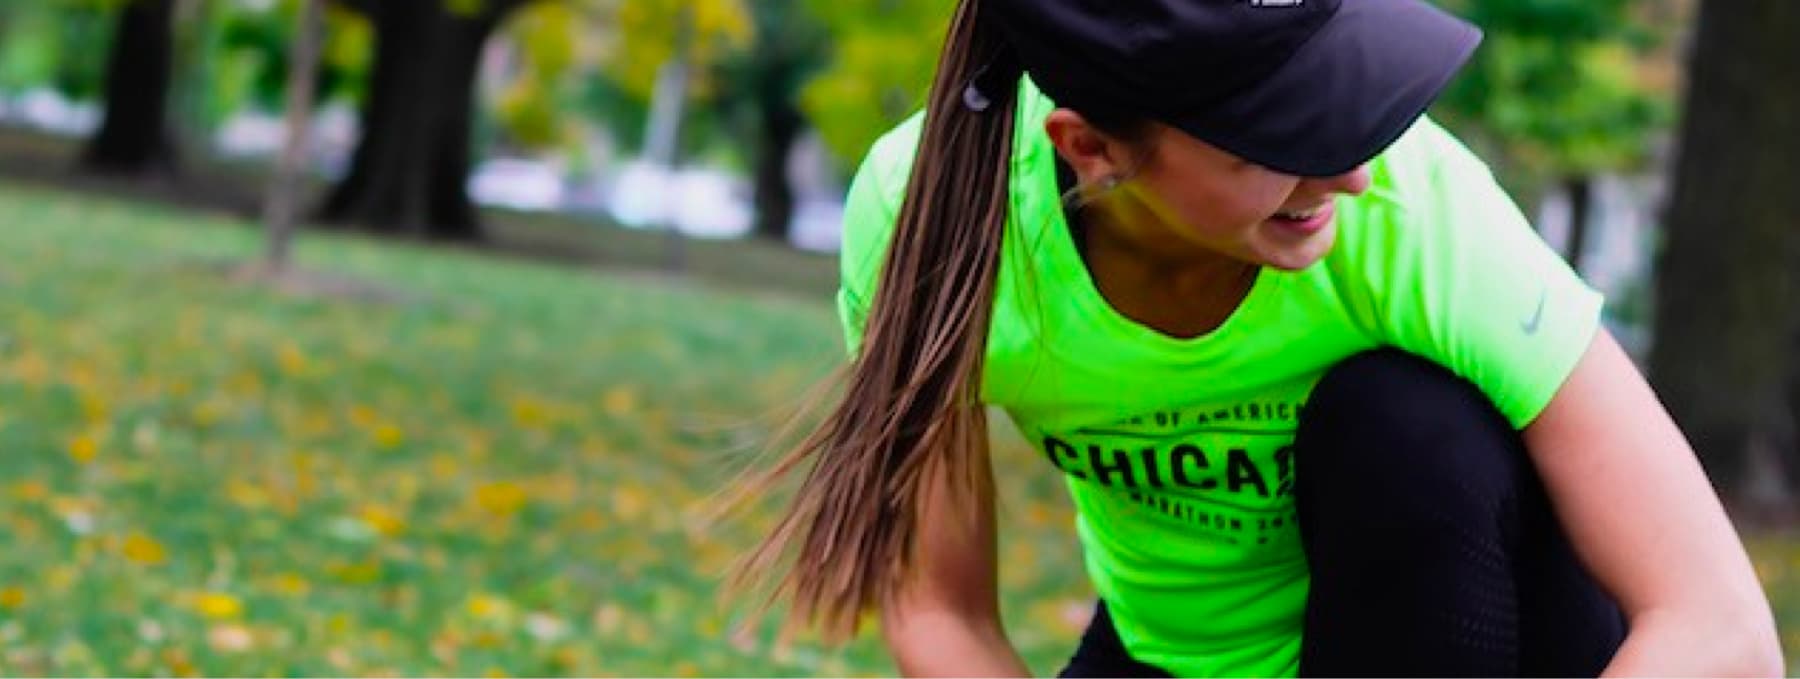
[1254,223,1337,271]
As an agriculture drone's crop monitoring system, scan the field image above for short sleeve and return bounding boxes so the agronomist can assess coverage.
[836,113,925,357]
[1363,119,1604,429]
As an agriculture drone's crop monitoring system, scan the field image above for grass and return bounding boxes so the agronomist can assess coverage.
[0,177,1797,676]
[0,180,1093,676]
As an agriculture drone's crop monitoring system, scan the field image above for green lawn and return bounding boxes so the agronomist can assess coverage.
[0,182,1093,676]
[0,180,1795,676]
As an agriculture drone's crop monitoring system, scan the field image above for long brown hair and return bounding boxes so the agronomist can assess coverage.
[727,0,1022,642]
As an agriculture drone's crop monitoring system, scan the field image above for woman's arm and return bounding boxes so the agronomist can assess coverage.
[880,447,1032,677]
[1524,329,1783,677]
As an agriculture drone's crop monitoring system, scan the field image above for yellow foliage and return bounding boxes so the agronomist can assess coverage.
[611,486,648,522]
[79,392,109,424]
[800,0,947,164]
[609,0,753,98]
[66,433,99,465]
[473,481,529,518]
[121,532,167,566]
[0,585,24,610]
[9,480,48,502]
[276,342,310,377]
[161,647,198,677]
[496,78,567,150]
[443,0,483,16]
[268,572,312,597]
[8,351,51,386]
[466,592,513,621]
[323,5,373,73]
[372,423,406,450]
[348,404,379,428]
[190,399,228,428]
[429,453,463,481]
[601,385,639,416]
[493,1,595,152]
[190,591,245,620]
[226,479,271,510]
[512,2,580,74]
[358,504,407,538]
[509,396,552,429]
[327,559,382,585]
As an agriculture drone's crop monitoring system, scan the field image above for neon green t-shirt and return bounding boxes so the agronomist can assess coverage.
[836,80,1602,678]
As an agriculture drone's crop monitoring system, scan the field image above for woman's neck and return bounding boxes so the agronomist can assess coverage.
[1076,209,1261,340]
[1054,157,1259,339]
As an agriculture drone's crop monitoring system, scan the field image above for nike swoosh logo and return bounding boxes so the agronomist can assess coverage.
[1521,290,1547,335]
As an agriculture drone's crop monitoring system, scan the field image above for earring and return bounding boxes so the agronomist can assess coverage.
[1061,174,1125,213]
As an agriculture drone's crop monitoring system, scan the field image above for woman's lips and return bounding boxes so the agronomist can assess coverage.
[1265,203,1335,237]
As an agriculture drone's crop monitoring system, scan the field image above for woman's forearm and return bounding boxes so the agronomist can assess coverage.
[1602,606,1783,677]
[884,608,1031,677]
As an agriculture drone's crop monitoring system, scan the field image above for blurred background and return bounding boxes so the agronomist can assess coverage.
[0,0,1796,675]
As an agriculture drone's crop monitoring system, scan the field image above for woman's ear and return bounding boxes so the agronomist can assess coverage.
[1045,109,1137,182]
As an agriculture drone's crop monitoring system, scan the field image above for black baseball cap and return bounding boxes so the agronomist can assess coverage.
[985,0,1482,177]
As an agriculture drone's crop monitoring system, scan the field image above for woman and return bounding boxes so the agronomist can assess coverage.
[734,0,1782,676]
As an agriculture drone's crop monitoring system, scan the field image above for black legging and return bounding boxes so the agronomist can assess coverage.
[1058,349,1626,677]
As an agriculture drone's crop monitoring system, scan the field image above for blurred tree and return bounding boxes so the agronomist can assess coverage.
[606,0,750,114]
[82,0,178,176]
[0,2,113,101]
[1649,0,1800,511]
[318,0,539,241]
[1431,0,1670,270]
[492,1,585,154]
[264,0,325,272]
[604,0,749,267]
[711,1,827,241]
[799,0,944,171]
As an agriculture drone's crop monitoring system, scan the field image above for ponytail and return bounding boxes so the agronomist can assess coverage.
[728,0,1022,642]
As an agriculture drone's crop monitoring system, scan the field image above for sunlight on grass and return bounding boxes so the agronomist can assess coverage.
[0,183,1091,675]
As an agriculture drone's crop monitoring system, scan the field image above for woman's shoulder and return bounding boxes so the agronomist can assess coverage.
[1316,116,1512,324]
[1330,115,1503,260]
[1356,115,1498,214]
[838,112,927,287]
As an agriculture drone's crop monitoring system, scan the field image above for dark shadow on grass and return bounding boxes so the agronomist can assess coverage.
[0,124,840,302]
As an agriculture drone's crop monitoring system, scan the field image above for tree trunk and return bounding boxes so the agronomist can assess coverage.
[1647,0,1800,509]
[319,0,525,241]
[264,0,324,271]
[1562,175,1592,274]
[82,0,178,176]
[750,95,802,241]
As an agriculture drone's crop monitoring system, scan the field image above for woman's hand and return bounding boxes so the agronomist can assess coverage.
[1524,329,1783,677]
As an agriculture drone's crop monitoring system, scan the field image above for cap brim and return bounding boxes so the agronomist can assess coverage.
[1170,0,1481,177]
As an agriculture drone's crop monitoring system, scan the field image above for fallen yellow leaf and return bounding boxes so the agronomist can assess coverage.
[66,434,98,465]
[372,423,406,450]
[121,532,167,566]
[358,504,407,537]
[9,481,48,502]
[466,593,512,621]
[611,486,648,521]
[473,481,528,518]
[601,386,639,416]
[191,591,244,619]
